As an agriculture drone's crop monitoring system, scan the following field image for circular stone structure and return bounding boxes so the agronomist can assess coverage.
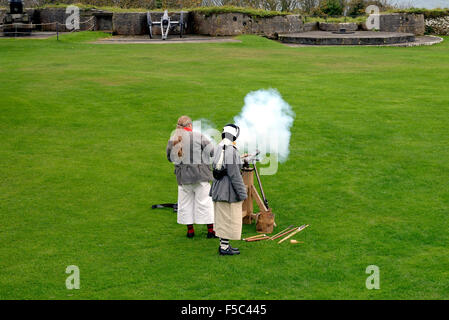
[279,31,415,46]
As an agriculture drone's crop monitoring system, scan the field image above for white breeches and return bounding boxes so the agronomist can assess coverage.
[177,182,214,225]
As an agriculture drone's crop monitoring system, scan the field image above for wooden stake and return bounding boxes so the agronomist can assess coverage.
[278,225,309,244]
[243,234,266,241]
[270,227,298,240]
[269,225,295,240]
[245,236,270,242]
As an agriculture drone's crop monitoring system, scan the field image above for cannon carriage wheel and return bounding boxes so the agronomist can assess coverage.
[146,12,153,39]
[179,12,184,38]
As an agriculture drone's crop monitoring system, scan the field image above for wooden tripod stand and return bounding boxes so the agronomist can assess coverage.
[241,165,275,233]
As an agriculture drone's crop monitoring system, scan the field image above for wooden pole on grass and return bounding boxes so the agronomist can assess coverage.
[268,225,294,240]
[278,225,309,244]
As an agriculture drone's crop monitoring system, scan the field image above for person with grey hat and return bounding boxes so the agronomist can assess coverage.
[210,124,247,255]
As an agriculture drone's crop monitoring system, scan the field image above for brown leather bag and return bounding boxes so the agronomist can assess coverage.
[256,210,275,234]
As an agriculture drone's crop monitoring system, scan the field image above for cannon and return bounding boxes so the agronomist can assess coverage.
[147,10,187,40]
[2,0,34,36]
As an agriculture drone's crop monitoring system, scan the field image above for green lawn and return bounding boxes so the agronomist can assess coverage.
[0,32,448,300]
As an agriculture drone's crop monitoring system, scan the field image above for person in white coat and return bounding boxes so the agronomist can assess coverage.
[166,116,216,238]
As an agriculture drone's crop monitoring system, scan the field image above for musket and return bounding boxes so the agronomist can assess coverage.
[253,162,269,209]
[241,151,260,167]
[151,203,178,212]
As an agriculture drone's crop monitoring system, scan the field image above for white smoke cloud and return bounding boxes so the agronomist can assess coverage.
[193,118,220,146]
[234,89,295,163]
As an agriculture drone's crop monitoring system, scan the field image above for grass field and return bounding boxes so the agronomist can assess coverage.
[0,32,448,300]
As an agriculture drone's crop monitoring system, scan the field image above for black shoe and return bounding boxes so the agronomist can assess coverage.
[187,232,194,238]
[218,246,240,255]
[207,232,218,238]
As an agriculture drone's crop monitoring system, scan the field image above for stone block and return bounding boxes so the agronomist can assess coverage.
[112,12,147,35]
[380,13,425,35]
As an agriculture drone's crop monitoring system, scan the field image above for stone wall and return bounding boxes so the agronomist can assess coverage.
[192,13,252,36]
[380,13,425,36]
[2,8,307,37]
[310,14,425,35]
[252,14,304,38]
[37,8,97,31]
[192,12,303,39]
[2,7,426,37]
[319,22,358,32]
[425,16,449,35]
[303,22,319,32]
[112,12,146,35]
[1,7,191,35]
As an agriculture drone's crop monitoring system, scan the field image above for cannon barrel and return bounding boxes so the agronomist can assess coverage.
[9,0,24,14]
